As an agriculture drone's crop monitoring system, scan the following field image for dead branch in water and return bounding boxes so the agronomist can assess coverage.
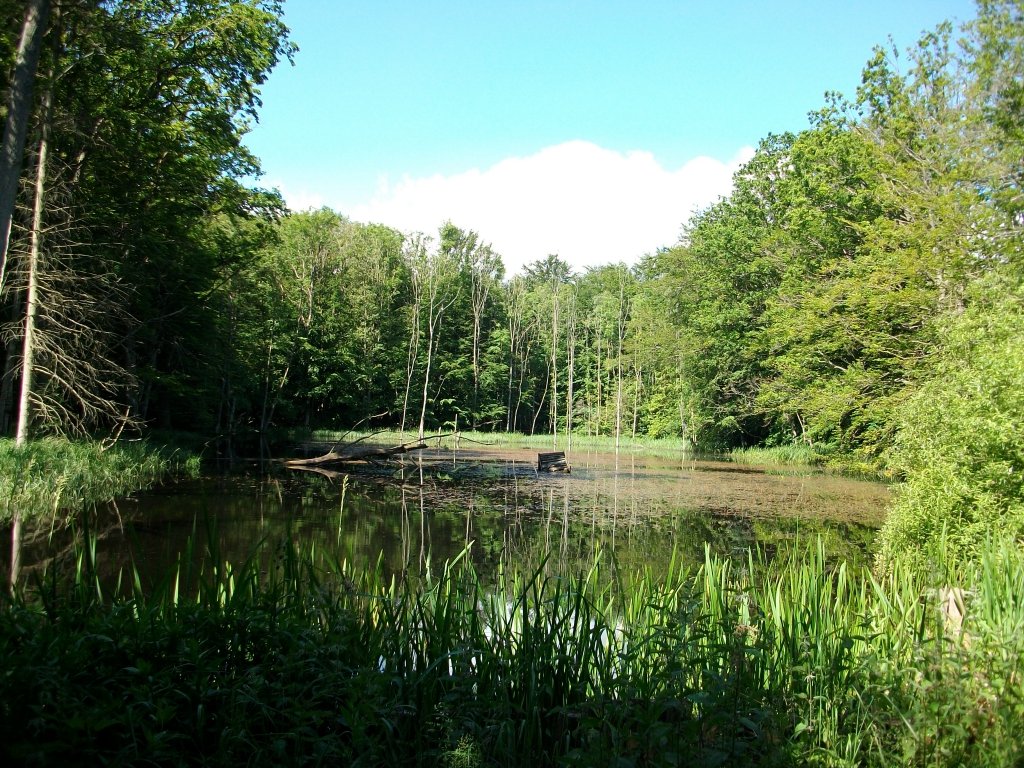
[284,438,430,469]
[284,430,506,470]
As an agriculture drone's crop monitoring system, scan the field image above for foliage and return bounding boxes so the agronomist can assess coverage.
[0,0,294,436]
[0,534,1022,766]
[875,272,1024,572]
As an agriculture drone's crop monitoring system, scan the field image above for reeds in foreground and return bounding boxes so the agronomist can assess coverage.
[0,532,1021,767]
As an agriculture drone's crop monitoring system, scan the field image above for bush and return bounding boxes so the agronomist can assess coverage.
[876,273,1024,572]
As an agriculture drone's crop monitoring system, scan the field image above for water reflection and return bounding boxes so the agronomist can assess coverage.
[3,445,889,592]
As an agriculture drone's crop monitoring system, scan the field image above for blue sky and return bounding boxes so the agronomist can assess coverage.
[245,1,977,273]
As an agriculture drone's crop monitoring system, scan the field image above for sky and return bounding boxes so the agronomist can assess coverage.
[244,1,978,275]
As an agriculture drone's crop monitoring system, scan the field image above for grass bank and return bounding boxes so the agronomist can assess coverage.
[0,535,1020,766]
[0,438,199,522]
[307,427,696,456]
[730,443,823,468]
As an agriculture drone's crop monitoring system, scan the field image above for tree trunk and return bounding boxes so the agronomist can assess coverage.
[594,328,602,435]
[400,301,420,439]
[13,140,42,444]
[0,0,50,292]
[614,286,626,452]
[417,321,436,441]
[631,361,642,440]
[14,43,52,446]
[505,325,515,432]
[565,287,577,451]
[9,2,52,593]
[550,283,558,446]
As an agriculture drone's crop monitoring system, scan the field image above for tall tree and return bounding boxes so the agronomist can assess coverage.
[416,232,461,440]
[0,0,49,292]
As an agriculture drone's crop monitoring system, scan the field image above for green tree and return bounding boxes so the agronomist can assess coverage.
[659,135,792,448]
[876,271,1024,571]
[60,0,293,430]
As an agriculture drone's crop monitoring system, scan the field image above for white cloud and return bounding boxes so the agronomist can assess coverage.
[270,182,326,213]
[287,140,755,275]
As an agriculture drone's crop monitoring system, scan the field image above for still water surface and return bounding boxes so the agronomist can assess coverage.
[13,445,890,589]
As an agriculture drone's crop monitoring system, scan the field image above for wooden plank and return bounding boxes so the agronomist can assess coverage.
[538,451,570,473]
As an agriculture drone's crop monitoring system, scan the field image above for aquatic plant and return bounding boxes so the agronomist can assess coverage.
[0,437,197,522]
[0,530,1020,766]
[730,443,823,468]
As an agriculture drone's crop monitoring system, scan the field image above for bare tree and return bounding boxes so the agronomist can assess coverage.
[13,52,50,446]
[3,4,137,444]
[3,164,139,442]
[416,243,459,441]
[469,243,499,429]
[504,276,530,432]
[613,271,630,452]
[549,274,559,446]
[400,235,426,439]
[564,281,578,450]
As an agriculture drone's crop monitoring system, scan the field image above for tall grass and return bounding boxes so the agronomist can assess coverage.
[0,437,198,522]
[0,531,1021,766]
[730,443,823,468]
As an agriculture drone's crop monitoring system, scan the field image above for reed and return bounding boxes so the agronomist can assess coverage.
[0,437,198,522]
[730,443,823,468]
[0,530,1021,767]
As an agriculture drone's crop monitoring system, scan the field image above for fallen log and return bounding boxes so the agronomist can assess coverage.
[284,440,428,469]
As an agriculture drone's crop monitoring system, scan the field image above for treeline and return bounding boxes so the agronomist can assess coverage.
[221,0,1024,472]
[216,215,668,447]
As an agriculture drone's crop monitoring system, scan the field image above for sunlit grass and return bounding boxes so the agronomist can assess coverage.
[730,443,823,467]
[305,427,696,455]
[0,437,199,522]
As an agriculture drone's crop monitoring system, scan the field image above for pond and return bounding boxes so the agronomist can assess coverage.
[7,444,890,590]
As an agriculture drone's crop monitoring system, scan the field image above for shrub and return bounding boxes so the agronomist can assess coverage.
[876,273,1024,572]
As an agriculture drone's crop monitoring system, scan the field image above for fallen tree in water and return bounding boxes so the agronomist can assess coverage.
[283,437,430,469]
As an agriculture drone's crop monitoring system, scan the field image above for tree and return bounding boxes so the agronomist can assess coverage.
[522,254,572,437]
[0,0,49,293]
[58,0,294,431]
[416,232,461,439]
[467,234,501,429]
[503,275,533,432]
[400,235,426,438]
[1,2,142,442]
[661,135,792,449]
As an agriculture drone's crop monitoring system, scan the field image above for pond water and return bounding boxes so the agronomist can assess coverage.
[8,444,890,590]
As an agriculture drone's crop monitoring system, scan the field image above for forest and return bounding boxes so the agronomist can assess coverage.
[1,2,1023,766]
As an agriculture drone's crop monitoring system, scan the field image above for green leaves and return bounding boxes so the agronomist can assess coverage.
[876,271,1024,571]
